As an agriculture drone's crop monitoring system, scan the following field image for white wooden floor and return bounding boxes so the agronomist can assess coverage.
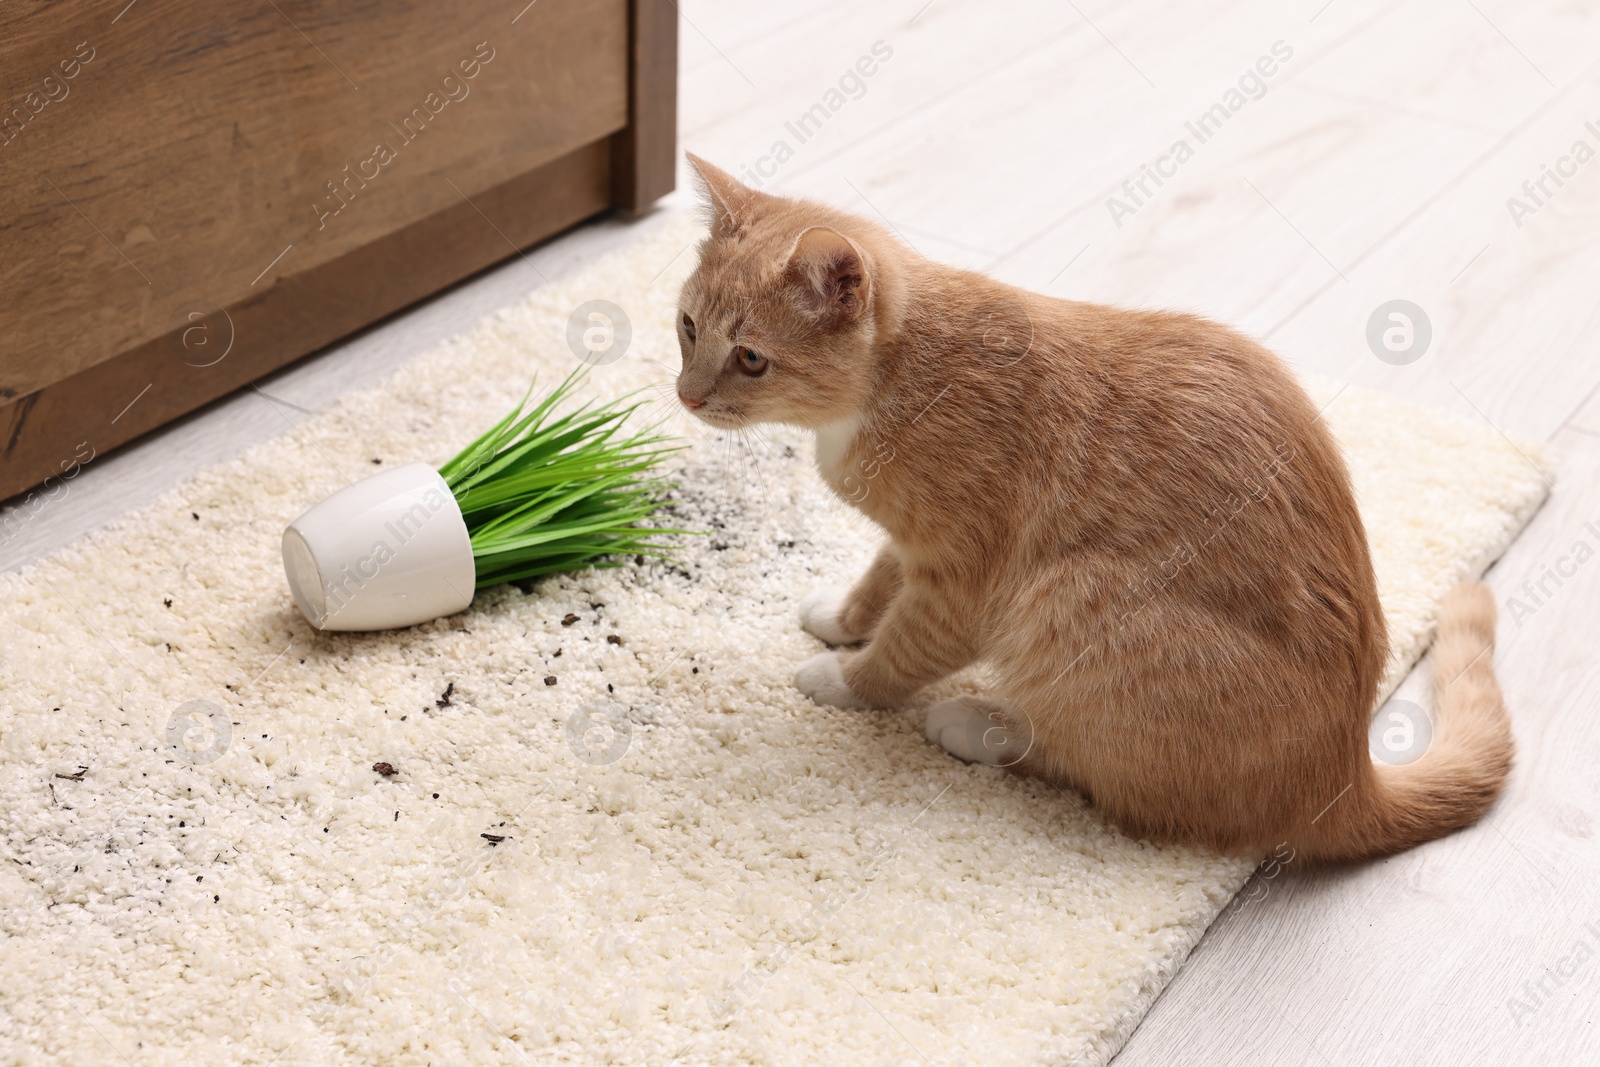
[6,1,1599,1062]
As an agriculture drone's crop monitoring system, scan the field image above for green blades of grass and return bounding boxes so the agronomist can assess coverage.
[440,369,690,589]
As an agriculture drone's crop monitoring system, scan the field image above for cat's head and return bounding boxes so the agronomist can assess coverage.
[675,154,892,430]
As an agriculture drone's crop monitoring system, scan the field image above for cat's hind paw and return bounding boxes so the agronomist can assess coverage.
[798,586,858,645]
[794,651,871,710]
[924,696,1033,767]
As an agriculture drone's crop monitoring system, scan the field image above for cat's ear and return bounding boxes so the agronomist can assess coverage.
[686,152,754,237]
[787,227,871,320]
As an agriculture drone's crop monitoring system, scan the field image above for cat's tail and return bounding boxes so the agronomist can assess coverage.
[1299,581,1514,863]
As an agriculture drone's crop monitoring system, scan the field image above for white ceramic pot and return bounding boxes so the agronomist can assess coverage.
[282,462,476,631]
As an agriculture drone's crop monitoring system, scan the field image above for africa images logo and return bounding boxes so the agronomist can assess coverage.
[732,41,894,189]
[311,43,497,230]
[321,482,452,618]
[1106,40,1294,227]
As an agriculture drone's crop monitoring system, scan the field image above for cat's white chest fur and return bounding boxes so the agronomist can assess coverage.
[813,416,860,478]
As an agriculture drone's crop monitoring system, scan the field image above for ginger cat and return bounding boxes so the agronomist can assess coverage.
[673,153,1511,863]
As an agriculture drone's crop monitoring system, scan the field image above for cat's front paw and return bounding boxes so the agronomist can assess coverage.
[794,651,871,710]
[798,586,859,645]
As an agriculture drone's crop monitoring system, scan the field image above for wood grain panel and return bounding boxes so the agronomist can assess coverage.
[0,137,614,502]
[0,0,627,395]
[614,0,680,211]
[0,0,682,502]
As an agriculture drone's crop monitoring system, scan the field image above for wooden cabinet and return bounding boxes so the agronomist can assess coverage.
[0,0,676,500]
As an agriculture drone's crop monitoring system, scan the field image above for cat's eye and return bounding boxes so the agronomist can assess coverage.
[681,313,696,343]
[731,345,768,376]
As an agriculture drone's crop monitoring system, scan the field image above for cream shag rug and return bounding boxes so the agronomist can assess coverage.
[0,212,1551,1066]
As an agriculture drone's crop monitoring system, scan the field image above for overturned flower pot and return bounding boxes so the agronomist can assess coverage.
[283,462,476,631]
[280,371,683,633]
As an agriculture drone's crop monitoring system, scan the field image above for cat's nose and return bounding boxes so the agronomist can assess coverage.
[678,390,705,410]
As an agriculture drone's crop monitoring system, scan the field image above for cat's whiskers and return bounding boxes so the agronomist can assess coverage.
[734,425,776,516]
[713,429,751,509]
[633,396,686,440]
[637,380,681,414]
[637,354,680,378]
[637,383,712,439]
[744,423,782,470]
